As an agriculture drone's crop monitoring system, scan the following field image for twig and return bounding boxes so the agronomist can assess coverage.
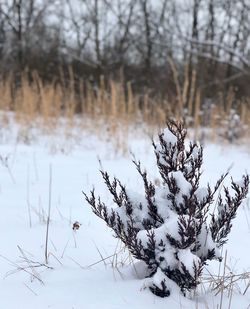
[23,283,38,296]
[243,280,250,295]
[33,152,39,181]
[0,254,45,284]
[61,237,71,259]
[27,164,32,228]
[67,256,85,269]
[17,246,46,284]
[45,164,52,264]
[48,252,63,266]
[86,253,121,268]
[0,154,16,184]
[93,241,107,267]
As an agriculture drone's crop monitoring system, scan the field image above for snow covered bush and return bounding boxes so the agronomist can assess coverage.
[84,121,249,297]
[223,109,246,143]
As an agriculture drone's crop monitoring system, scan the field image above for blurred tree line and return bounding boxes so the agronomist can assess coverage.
[0,0,250,103]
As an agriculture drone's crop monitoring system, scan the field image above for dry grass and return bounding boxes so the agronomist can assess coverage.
[0,69,249,148]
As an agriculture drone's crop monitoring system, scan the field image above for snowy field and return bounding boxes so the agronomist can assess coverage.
[1,123,250,309]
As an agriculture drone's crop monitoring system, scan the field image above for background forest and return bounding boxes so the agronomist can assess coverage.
[0,0,250,139]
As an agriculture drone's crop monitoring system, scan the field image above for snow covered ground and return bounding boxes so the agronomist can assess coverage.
[1,123,250,309]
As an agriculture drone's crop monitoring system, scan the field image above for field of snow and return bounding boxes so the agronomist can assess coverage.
[1,123,250,309]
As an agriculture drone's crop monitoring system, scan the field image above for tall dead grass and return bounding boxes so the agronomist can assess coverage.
[0,69,249,147]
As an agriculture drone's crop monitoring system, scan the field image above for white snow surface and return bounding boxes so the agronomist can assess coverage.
[0,124,250,308]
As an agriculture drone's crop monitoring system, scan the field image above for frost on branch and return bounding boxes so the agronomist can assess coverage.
[83,121,249,298]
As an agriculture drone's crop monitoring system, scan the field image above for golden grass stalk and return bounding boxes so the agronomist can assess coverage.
[0,68,249,147]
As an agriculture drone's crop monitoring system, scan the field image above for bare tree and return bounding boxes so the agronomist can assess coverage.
[0,0,249,100]
[0,0,56,73]
[65,0,91,60]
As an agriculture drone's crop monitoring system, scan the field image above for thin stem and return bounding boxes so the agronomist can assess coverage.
[45,164,52,264]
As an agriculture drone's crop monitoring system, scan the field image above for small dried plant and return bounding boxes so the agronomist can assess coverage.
[83,120,249,297]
